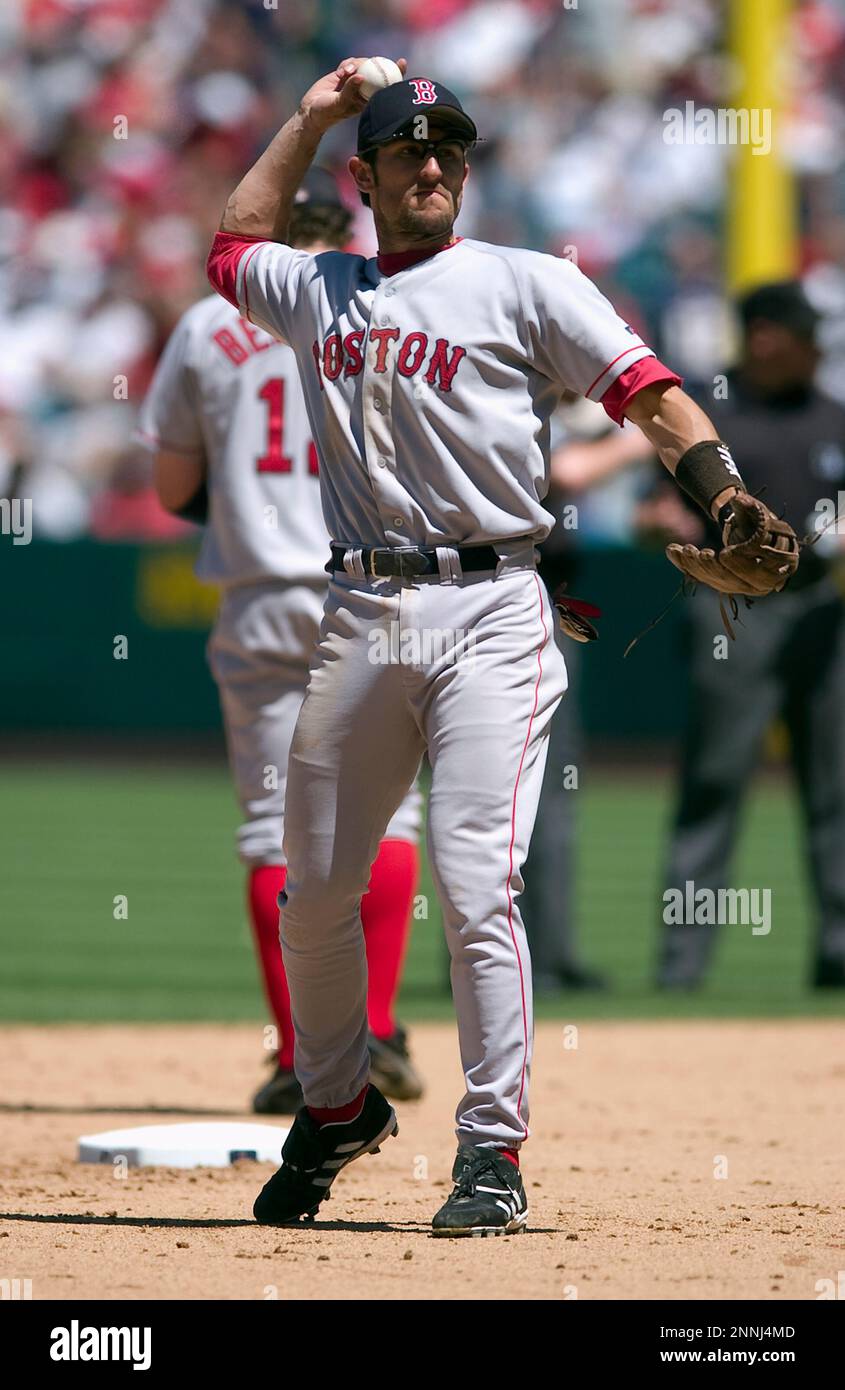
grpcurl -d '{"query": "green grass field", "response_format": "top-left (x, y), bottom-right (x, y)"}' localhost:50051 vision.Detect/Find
top-left (0, 760), bottom-right (839, 1022)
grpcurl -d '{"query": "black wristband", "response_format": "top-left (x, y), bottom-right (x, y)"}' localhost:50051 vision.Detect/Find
top-left (674, 441), bottom-right (743, 517)
top-left (172, 479), bottom-right (208, 525)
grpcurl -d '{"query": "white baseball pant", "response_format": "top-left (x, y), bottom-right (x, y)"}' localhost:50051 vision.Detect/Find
top-left (280, 550), bottom-right (567, 1148)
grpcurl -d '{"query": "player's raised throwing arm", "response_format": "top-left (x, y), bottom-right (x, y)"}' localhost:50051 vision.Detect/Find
top-left (218, 58), bottom-right (403, 241)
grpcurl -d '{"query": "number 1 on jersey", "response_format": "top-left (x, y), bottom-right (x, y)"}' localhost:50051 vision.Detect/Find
top-left (256, 378), bottom-right (319, 476)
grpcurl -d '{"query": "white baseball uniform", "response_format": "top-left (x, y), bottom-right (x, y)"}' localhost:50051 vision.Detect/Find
top-left (137, 293), bottom-right (422, 864)
top-left (207, 230), bottom-right (677, 1147)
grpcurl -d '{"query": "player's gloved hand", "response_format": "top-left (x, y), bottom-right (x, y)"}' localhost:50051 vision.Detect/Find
top-left (299, 57), bottom-right (407, 133)
top-left (665, 490), bottom-right (799, 597)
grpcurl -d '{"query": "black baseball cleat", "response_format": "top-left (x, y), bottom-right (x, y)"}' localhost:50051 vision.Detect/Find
top-left (252, 1062), bottom-right (303, 1116)
top-left (368, 1024), bottom-right (425, 1101)
top-left (253, 1084), bottom-right (398, 1226)
top-left (431, 1145), bottom-right (528, 1238)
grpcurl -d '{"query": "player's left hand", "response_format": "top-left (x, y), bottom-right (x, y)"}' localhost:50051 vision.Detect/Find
top-left (665, 490), bottom-right (799, 596)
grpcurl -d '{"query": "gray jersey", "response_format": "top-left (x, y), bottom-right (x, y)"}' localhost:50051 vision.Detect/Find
top-left (138, 294), bottom-right (328, 589)
top-left (209, 235), bottom-right (660, 549)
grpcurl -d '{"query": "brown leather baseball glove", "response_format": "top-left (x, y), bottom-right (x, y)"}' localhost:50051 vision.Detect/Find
top-left (665, 491), bottom-right (799, 596)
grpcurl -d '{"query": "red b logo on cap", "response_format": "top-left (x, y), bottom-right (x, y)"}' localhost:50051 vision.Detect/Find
top-left (410, 79), bottom-right (438, 105)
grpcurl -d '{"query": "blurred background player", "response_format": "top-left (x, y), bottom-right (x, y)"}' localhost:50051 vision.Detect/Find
top-left (656, 281), bottom-right (845, 990)
top-left (554, 281), bottom-right (845, 991)
top-left (138, 168), bottom-right (425, 1111)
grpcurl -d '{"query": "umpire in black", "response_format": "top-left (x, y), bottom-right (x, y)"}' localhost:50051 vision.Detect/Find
top-left (658, 280), bottom-right (845, 989)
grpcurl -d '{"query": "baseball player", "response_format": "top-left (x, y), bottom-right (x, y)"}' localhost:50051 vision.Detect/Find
top-left (206, 60), bottom-right (798, 1236)
top-left (138, 168), bottom-right (425, 1115)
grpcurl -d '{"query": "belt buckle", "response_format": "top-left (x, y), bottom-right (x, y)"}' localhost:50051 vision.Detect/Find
top-left (397, 547), bottom-right (430, 578)
top-left (368, 546), bottom-right (428, 578)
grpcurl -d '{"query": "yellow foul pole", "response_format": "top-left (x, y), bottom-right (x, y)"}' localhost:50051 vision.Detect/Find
top-left (727, 0), bottom-right (797, 292)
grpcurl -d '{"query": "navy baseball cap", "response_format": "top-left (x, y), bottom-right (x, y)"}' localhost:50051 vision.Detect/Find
top-left (294, 166), bottom-right (345, 209)
top-left (357, 78), bottom-right (478, 152)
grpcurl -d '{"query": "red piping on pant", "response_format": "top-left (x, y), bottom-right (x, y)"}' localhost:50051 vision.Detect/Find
top-left (504, 571), bottom-right (547, 1140)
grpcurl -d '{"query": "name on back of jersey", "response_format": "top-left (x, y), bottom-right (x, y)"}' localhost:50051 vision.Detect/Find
top-left (212, 316), bottom-right (276, 366)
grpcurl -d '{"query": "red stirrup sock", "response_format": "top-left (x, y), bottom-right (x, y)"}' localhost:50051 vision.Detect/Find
top-left (247, 864), bottom-right (295, 1070)
top-left (362, 838), bottom-right (419, 1039)
top-left (307, 1085), bottom-right (369, 1127)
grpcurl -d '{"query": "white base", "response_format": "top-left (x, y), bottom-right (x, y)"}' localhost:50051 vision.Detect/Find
top-left (78, 1121), bottom-right (289, 1169)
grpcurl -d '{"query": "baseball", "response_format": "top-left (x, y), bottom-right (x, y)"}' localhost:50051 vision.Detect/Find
top-left (355, 56), bottom-right (403, 99)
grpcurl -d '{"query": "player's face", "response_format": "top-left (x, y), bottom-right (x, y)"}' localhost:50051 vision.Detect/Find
top-left (743, 322), bottom-right (819, 390)
top-left (353, 125), bottom-right (470, 246)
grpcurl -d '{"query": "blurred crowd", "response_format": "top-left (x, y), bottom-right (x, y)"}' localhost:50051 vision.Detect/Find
top-left (1, 0), bottom-right (844, 541)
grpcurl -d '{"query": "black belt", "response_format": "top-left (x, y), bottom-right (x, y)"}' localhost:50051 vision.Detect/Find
top-left (328, 542), bottom-right (511, 580)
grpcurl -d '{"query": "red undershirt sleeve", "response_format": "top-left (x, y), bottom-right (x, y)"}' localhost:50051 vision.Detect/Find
top-left (600, 357), bottom-right (683, 426)
top-left (206, 231), bottom-right (268, 311)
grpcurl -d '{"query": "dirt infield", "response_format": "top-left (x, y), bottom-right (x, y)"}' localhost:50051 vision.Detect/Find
top-left (1, 1020), bottom-right (842, 1301)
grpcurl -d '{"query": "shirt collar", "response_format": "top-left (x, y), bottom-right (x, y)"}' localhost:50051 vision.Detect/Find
top-left (376, 236), bottom-right (462, 277)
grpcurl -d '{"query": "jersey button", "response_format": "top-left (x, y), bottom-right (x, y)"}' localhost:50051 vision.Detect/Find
top-left (393, 517), bottom-right (404, 528)
top-left (377, 456), bottom-right (388, 468)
